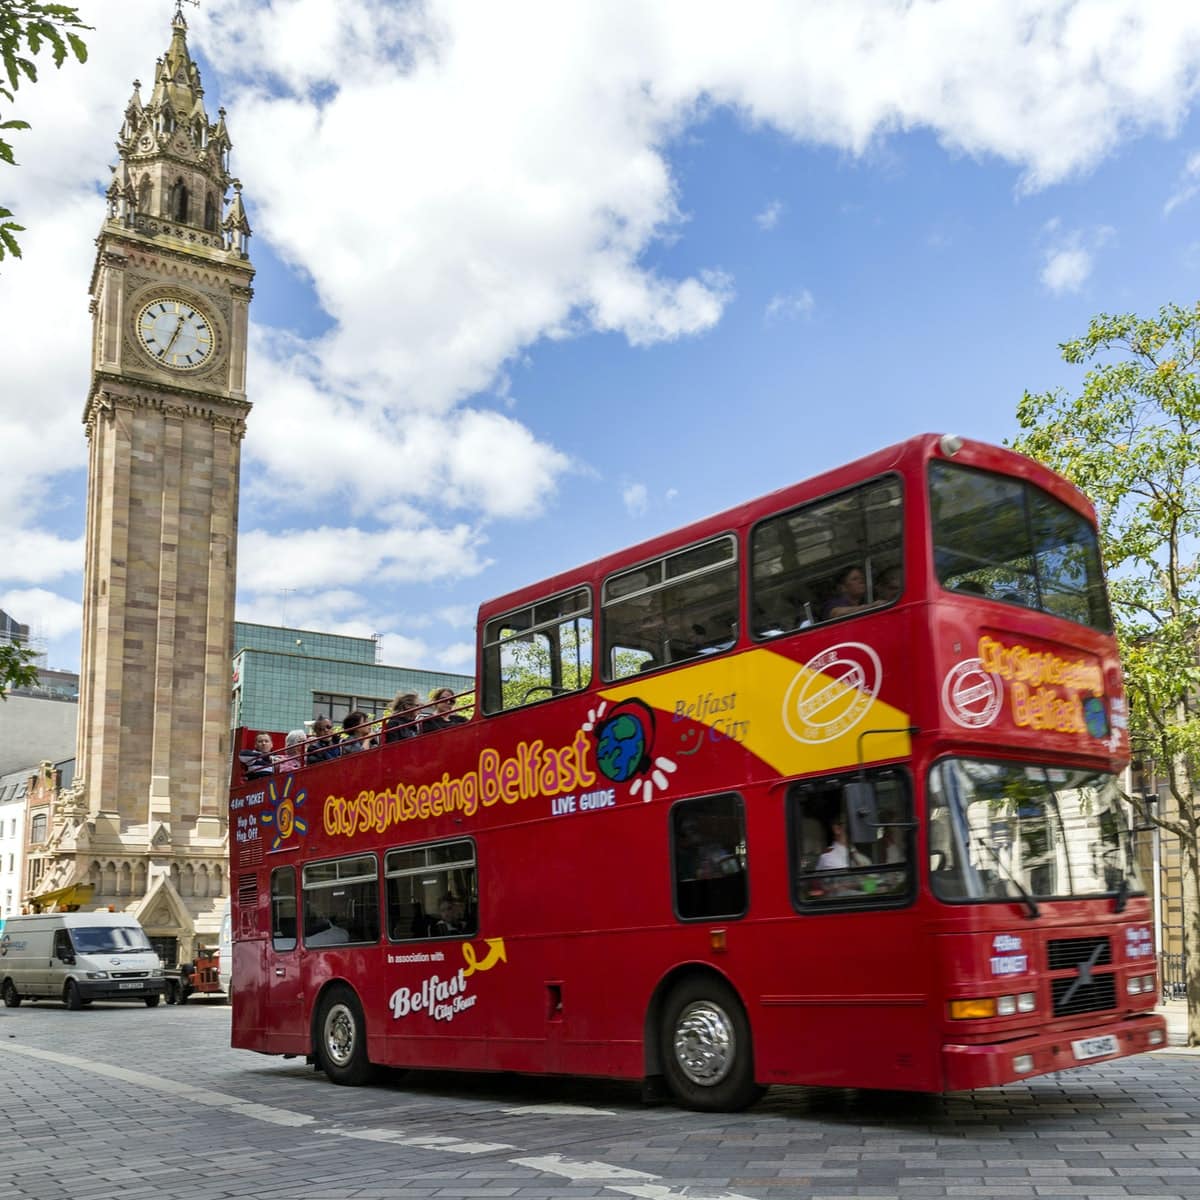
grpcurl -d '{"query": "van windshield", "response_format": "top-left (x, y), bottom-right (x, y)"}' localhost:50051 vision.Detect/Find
top-left (70, 926), bottom-right (153, 953)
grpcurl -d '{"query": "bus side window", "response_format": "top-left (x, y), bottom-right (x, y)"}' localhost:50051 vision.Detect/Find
top-left (790, 772), bottom-right (912, 908)
top-left (670, 793), bottom-right (747, 921)
top-left (271, 866), bottom-right (297, 951)
top-left (385, 839), bottom-right (478, 941)
top-left (750, 476), bottom-right (904, 638)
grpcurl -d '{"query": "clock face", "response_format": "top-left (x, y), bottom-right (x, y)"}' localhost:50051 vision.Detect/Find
top-left (136, 298), bottom-right (215, 370)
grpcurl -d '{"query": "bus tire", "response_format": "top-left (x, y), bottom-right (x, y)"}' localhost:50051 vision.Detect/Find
top-left (316, 985), bottom-right (376, 1086)
top-left (64, 980), bottom-right (83, 1011)
top-left (2, 978), bottom-right (20, 1007)
top-left (660, 976), bottom-right (764, 1112)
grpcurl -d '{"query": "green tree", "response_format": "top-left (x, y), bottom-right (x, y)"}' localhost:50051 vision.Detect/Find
top-left (1, 1), bottom-right (90, 260)
top-left (1012, 301), bottom-right (1200, 1042)
top-left (0, 638), bottom-right (38, 698)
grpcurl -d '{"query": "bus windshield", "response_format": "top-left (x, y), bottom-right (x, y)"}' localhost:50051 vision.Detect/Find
top-left (928, 759), bottom-right (1142, 903)
top-left (929, 460), bottom-right (1112, 631)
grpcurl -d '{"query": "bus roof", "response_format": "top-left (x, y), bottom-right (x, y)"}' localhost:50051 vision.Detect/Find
top-left (478, 433), bottom-right (1095, 623)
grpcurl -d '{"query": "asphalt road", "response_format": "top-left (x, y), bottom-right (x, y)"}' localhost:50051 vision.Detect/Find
top-left (2, 1000), bottom-right (1198, 1200)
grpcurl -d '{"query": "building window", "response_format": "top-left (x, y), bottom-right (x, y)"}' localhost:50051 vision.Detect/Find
top-left (29, 812), bottom-right (47, 843)
top-left (312, 693), bottom-right (391, 725)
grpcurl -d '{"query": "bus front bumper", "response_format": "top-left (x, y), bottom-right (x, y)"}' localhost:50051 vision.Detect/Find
top-left (942, 1011), bottom-right (1168, 1090)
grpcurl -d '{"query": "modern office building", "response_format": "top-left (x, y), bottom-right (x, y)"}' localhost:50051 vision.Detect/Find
top-left (231, 622), bottom-right (474, 734)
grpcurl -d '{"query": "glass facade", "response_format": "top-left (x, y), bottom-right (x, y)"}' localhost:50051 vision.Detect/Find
top-left (231, 622), bottom-right (473, 735)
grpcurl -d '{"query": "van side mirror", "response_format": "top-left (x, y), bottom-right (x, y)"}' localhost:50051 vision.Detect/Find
top-left (845, 780), bottom-right (878, 842)
top-left (57, 949), bottom-right (75, 964)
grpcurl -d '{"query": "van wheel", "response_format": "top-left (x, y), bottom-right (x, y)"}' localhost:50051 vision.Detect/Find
top-left (144, 995), bottom-right (160, 1008)
top-left (1, 979), bottom-right (19, 1008)
top-left (315, 985), bottom-right (375, 1086)
top-left (64, 980), bottom-right (83, 1011)
top-left (660, 976), bottom-right (765, 1112)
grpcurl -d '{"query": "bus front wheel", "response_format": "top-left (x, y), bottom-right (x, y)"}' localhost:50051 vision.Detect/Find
top-left (315, 985), bottom-right (376, 1086)
top-left (660, 977), bottom-right (764, 1112)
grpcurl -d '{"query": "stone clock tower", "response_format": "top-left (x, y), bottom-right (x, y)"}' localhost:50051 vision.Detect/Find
top-left (33, 7), bottom-right (252, 958)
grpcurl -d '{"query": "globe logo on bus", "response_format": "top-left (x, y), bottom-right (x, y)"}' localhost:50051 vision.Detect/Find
top-left (595, 707), bottom-right (650, 782)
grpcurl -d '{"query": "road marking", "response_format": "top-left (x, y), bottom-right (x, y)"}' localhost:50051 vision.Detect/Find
top-left (511, 1155), bottom-right (657, 1181)
top-left (0, 1041), bottom-right (758, 1199)
top-left (501, 1103), bottom-right (618, 1116)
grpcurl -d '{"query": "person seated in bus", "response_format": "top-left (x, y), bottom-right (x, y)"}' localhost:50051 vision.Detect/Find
top-left (383, 691), bottom-right (421, 743)
top-left (821, 565), bottom-right (868, 620)
top-left (874, 565), bottom-right (903, 606)
top-left (306, 916), bottom-right (351, 946)
top-left (275, 729), bottom-right (307, 773)
top-left (242, 732), bottom-right (278, 779)
top-left (816, 819), bottom-right (869, 872)
top-left (676, 818), bottom-right (739, 881)
top-left (423, 688), bottom-right (468, 732)
top-left (307, 716), bottom-right (342, 762)
top-left (339, 710), bottom-right (374, 752)
top-left (433, 894), bottom-right (466, 936)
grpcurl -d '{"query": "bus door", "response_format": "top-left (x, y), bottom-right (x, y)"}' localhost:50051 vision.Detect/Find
top-left (266, 865), bottom-right (307, 1054)
top-left (773, 768), bottom-right (937, 1089)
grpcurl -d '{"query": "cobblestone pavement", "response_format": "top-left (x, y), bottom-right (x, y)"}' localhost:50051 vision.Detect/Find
top-left (2, 1002), bottom-right (1198, 1200)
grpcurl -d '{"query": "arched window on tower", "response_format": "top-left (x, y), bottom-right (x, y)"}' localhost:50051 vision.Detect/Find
top-left (169, 863), bottom-right (181, 891)
top-left (181, 863), bottom-right (195, 897)
top-left (102, 861), bottom-right (117, 894)
top-left (204, 192), bottom-right (216, 232)
top-left (196, 864), bottom-right (210, 899)
top-left (133, 861), bottom-right (147, 897)
top-left (118, 862), bottom-right (132, 897)
top-left (171, 178), bottom-right (188, 223)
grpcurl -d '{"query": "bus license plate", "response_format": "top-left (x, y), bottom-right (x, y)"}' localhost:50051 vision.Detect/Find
top-left (1071, 1034), bottom-right (1118, 1061)
top-left (118, 981), bottom-right (143, 990)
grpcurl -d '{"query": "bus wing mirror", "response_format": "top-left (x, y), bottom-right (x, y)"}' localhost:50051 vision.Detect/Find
top-left (846, 781), bottom-right (878, 842)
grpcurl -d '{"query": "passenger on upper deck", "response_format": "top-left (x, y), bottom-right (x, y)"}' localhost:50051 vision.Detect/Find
top-left (275, 730), bottom-right (307, 773)
top-left (423, 688), bottom-right (468, 733)
top-left (383, 691), bottom-right (421, 743)
top-left (340, 710), bottom-right (374, 752)
top-left (242, 732), bottom-right (278, 780)
top-left (307, 716), bottom-right (341, 762)
top-left (822, 565), bottom-right (868, 620)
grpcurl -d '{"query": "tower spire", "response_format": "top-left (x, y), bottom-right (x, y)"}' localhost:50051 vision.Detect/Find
top-left (109, 2), bottom-right (249, 253)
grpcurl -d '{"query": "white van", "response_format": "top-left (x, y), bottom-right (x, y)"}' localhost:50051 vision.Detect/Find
top-left (217, 898), bottom-right (232, 998)
top-left (0, 911), bottom-right (166, 1009)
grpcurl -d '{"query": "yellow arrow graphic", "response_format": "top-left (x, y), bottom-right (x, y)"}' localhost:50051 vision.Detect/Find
top-left (462, 937), bottom-right (507, 977)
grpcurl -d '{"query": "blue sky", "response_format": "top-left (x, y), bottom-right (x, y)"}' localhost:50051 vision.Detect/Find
top-left (3, 1), bottom-right (1200, 678)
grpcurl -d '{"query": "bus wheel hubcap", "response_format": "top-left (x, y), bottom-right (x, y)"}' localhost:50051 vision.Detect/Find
top-left (325, 1004), bottom-right (356, 1066)
top-left (673, 1000), bottom-right (734, 1086)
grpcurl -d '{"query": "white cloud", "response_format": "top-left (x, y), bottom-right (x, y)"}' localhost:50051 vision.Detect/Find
top-left (0, 589), bottom-right (83, 640)
top-left (755, 199), bottom-right (784, 230)
top-left (436, 641), bottom-right (477, 670)
top-left (765, 290), bottom-right (816, 323)
top-left (0, 531), bottom-right (86, 585)
top-left (623, 483), bottom-right (649, 517)
top-left (1037, 221), bottom-right (1115, 294)
top-left (1164, 149), bottom-right (1200, 214)
top-left (1041, 247), bottom-right (1092, 293)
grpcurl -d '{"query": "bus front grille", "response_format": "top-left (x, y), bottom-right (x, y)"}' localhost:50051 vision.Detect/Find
top-left (1051, 972), bottom-right (1116, 1017)
top-left (1047, 936), bottom-right (1111, 971)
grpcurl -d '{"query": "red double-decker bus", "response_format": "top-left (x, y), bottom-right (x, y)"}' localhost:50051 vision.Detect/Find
top-left (228, 433), bottom-right (1166, 1110)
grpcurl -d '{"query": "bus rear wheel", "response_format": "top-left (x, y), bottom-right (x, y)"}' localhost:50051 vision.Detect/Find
top-left (315, 985), bottom-right (376, 1086)
top-left (660, 977), bottom-right (764, 1112)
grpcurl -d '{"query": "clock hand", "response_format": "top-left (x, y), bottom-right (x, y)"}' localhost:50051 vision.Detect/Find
top-left (160, 315), bottom-right (186, 357)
